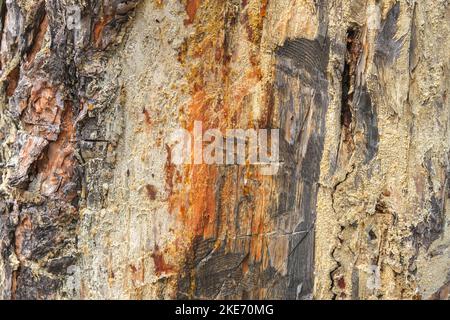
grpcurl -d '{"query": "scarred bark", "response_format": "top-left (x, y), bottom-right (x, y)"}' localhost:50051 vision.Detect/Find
top-left (0, 0), bottom-right (449, 300)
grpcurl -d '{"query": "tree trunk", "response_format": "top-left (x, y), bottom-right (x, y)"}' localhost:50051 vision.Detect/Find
top-left (0, 0), bottom-right (448, 300)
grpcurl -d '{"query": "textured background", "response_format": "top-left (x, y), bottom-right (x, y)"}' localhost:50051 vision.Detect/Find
top-left (0, 0), bottom-right (449, 299)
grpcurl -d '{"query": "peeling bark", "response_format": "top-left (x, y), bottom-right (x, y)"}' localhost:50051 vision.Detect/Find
top-left (0, 0), bottom-right (449, 300)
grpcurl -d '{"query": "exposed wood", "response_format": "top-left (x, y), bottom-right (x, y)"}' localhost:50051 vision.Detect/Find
top-left (0, 0), bottom-right (449, 300)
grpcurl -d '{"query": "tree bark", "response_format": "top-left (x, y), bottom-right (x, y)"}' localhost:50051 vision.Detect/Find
top-left (0, 0), bottom-right (449, 300)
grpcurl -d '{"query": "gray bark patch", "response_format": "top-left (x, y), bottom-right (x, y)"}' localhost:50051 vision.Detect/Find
top-left (375, 2), bottom-right (405, 65)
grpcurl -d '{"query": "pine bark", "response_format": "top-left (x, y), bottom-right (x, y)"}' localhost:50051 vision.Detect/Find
top-left (0, 0), bottom-right (449, 300)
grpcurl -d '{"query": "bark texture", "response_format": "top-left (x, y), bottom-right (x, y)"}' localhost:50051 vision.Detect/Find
top-left (0, 0), bottom-right (449, 300)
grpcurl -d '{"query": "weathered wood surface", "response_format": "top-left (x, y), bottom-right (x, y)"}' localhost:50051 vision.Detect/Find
top-left (0, 0), bottom-right (448, 300)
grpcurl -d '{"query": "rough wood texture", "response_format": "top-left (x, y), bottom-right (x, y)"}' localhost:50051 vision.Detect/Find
top-left (0, 0), bottom-right (449, 300)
